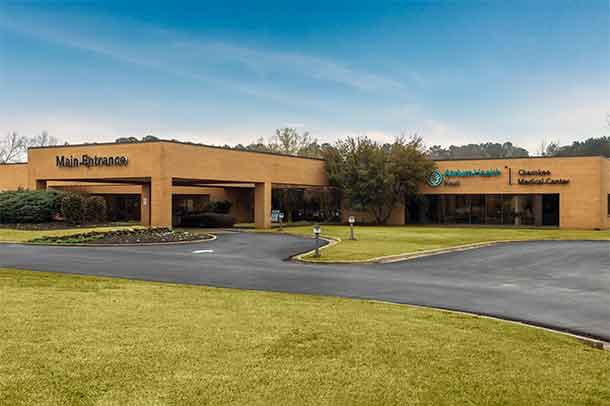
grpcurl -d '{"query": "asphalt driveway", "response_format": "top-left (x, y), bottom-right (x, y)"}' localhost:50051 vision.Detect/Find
top-left (0, 232), bottom-right (608, 341)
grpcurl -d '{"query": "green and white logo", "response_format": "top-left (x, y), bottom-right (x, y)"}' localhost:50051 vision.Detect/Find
top-left (426, 169), bottom-right (444, 187)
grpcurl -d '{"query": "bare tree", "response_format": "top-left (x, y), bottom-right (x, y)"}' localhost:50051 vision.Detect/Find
top-left (0, 132), bottom-right (27, 163)
top-left (269, 128), bottom-right (315, 155)
top-left (537, 137), bottom-right (560, 157)
top-left (0, 131), bottom-right (59, 163)
top-left (26, 131), bottom-right (58, 148)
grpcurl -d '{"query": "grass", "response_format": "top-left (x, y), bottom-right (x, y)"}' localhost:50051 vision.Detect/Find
top-left (273, 225), bottom-right (610, 261)
top-left (0, 268), bottom-right (608, 406)
top-left (0, 226), bottom-right (142, 243)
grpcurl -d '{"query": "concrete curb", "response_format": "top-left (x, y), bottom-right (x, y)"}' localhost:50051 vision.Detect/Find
top-left (0, 234), bottom-right (217, 247)
top-left (291, 236), bottom-right (341, 262)
top-left (366, 299), bottom-right (610, 351)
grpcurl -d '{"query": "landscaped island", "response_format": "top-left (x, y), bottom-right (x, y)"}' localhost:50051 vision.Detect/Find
top-left (28, 228), bottom-right (209, 245)
top-left (271, 225), bottom-right (610, 262)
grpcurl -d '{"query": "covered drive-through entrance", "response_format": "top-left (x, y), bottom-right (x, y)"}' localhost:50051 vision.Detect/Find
top-left (25, 141), bottom-right (329, 229)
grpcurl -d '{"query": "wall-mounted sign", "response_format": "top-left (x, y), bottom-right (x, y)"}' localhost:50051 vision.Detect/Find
top-left (426, 169), bottom-right (461, 187)
top-left (443, 168), bottom-right (501, 177)
top-left (56, 155), bottom-right (129, 168)
top-left (510, 168), bottom-right (569, 185)
top-left (426, 169), bottom-right (444, 187)
top-left (518, 169), bottom-right (550, 176)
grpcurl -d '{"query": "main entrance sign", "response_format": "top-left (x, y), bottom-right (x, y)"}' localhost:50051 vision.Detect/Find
top-left (56, 155), bottom-right (129, 168)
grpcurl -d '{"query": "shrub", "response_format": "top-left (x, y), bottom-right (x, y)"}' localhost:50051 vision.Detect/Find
top-left (61, 194), bottom-right (86, 225)
top-left (0, 190), bottom-right (64, 224)
top-left (180, 212), bottom-right (236, 227)
top-left (207, 200), bottom-right (233, 214)
top-left (84, 196), bottom-right (107, 224)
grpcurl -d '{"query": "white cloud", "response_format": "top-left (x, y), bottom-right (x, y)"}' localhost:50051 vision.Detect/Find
top-left (0, 10), bottom-right (412, 101)
top-left (0, 112), bottom-right (278, 147)
top-left (506, 87), bottom-right (609, 150)
top-left (0, 113), bottom-right (128, 144)
top-left (173, 40), bottom-right (407, 93)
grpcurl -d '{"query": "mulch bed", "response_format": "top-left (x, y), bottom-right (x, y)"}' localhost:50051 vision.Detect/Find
top-left (0, 222), bottom-right (137, 231)
top-left (30, 228), bottom-right (211, 245)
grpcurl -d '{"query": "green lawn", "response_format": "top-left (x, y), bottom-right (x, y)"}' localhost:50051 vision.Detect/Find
top-left (276, 225), bottom-right (610, 261)
top-left (0, 268), bottom-right (608, 406)
top-left (0, 226), bottom-right (143, 243)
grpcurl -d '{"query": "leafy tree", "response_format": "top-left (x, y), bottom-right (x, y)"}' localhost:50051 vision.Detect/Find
top-left (241, 137), bottom-right (272, 153)
top-left (141, 135), bottom-right (160, 142)
top-left (547, 136), bottom-right (610, 157)
top-left (427, 142), bottom-right (529, 159)
top-left (117, 137), bottom-right (139, 143)
top-left (324, 136), bottom-right (435, 224)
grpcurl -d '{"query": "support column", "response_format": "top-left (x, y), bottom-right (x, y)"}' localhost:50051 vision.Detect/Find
top-left (150, 177), bottom-right (173, 228)
top-left (141, 183), bottom-right (151, 227)
top-left (254, 181), bottom-right (272, 229)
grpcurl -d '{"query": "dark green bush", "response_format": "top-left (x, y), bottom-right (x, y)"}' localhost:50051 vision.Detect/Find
top-left (180, 212), bottom-right (235, 227)
top-left (207, 200), bottom-right (233, 214)
top-left (61, 194), bottom-right (86, 225)
top-left (0, 190), bottom-right (64, 224)
top-left (84, 196), bottom-right (107, 224)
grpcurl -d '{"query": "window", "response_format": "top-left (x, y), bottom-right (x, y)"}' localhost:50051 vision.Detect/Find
top-left (409, 194), bottom-right (559, 227)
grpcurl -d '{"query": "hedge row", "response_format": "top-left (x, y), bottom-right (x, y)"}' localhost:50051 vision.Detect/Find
top-left (0, 190), bottom-right (65, 224)
top-left (0, 190), bottom-right (108, 225)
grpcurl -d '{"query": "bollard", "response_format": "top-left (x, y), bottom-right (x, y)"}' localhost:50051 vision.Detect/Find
top-left (313, 224), bottom-right (321, 257)
top-left (348, 215), bottom-right (356, 240)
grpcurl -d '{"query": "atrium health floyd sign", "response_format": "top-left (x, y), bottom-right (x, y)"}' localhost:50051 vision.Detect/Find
top-left (56, 155), bottom-right (129, 168)
top-left (443, 168), bottom-right (501, 177)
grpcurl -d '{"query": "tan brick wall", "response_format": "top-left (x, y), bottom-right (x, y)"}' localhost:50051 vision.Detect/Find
top-left (22, 141), bottom-right (327, 228)
top-left (2, 144), bottom-right (608, 229)
top-left (0, 164), bottom-right (28, 191)
top-left (419, 156), bottom-right (608, 229)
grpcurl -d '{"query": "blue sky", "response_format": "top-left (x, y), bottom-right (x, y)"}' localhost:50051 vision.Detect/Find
top-left (0, 0), bottom-right (608, 152)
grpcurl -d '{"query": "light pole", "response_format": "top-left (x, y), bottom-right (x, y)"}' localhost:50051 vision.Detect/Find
top-left (348, 215), bottom-right (356, 240)
top-left (313, 224), bottom-right (321, 257)
top-left (279, 212), bottom-right (284, 231)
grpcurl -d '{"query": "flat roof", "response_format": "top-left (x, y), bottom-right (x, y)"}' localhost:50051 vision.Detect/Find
top-left (22, 139), bottom-right (609, 163)
top-left (27, 139), bottom-right (325, 161)
top-left (433, 154), bottom-right (606, 162)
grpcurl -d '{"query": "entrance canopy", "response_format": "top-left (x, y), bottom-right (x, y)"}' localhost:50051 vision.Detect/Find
top-left (26, 140), bottom-right (329, 228)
